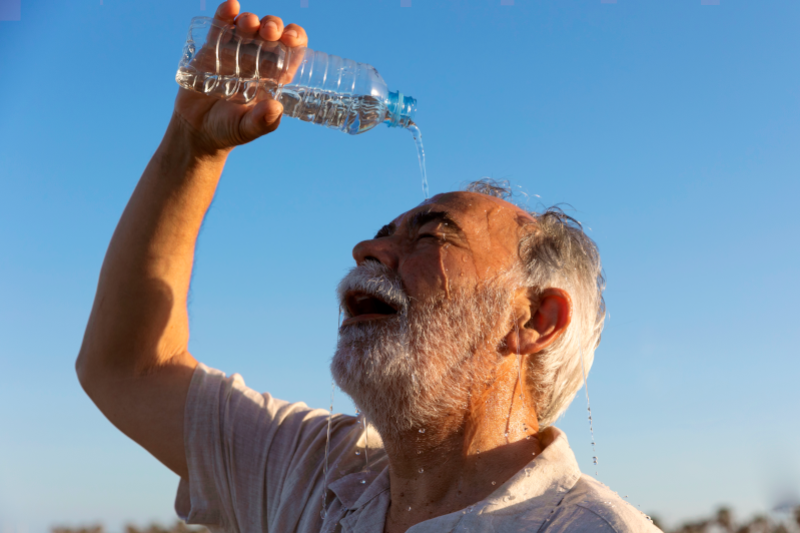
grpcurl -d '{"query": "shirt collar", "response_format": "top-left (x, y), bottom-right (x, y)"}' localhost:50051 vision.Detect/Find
top-left (328, 427), bottom-right (582, 520)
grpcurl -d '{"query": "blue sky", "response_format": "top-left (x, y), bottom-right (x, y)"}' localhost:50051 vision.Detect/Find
top-left (1, 0), bottom-right (799, 531)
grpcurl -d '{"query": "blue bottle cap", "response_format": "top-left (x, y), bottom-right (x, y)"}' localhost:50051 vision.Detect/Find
top-left (386, 91), bottom-right (417, 128)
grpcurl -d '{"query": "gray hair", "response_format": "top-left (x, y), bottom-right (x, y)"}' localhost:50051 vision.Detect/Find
top-left (465, 179), bottom-right (606, 427)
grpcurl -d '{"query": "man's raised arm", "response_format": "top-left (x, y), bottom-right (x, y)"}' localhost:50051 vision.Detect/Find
top-left (76, 0), bottom-right (308, 479)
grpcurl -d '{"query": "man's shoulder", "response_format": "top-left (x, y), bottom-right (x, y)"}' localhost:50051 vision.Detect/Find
top-left (545, 475), bottom-right (662, 533)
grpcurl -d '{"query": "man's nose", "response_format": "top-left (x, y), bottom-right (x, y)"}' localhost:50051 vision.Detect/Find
top-left (352, 238), bottom-right (399, 270)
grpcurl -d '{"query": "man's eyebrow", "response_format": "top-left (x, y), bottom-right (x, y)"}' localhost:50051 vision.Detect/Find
top-left (409, 210), bottom-right (463, 235)
top-left (374, 223), bottom-right (396, 239)
top-left (373, 211), bottom-right (463, 239)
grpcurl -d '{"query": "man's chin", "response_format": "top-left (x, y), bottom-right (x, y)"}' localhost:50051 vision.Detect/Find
top-left (330, 347), bottom-right (421, 436)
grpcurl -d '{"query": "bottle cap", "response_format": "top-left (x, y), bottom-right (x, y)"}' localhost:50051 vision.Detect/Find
top-left (386, 91), bottom-right (417, 128)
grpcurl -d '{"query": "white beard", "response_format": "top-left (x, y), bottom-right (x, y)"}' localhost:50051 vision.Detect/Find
top-left (331, 261), bottom-right (511, 441)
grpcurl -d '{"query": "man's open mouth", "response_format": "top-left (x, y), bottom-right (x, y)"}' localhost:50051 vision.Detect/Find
top-left (342, 290), bottom-right (399, 325)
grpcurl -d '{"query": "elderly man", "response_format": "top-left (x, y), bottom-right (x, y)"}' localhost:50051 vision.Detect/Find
top-left (77, 2), bottom-right (659, 531)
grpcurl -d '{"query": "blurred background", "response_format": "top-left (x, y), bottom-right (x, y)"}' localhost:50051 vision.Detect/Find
top-left (1, 0), bottom-right (798, 531)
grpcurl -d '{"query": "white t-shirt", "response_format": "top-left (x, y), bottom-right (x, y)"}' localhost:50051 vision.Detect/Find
top-left (175, 363), bottom-right (661, 532)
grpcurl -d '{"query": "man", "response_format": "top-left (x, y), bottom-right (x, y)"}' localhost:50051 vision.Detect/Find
top-left (77, 1), bottom-right (659, 531)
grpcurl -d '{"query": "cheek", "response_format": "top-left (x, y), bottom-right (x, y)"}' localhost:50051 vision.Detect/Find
top-left (399, 254), bottom-right (445, 297)
top-left (400, 248), bottom-right (473, 296)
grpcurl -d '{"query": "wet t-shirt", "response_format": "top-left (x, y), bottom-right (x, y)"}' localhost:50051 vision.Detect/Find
top-left (175, 363), bottom-right (661, 533)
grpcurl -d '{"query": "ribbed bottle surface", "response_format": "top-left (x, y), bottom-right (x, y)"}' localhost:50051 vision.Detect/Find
top-left (276, 49), bottom-right (391, 135)
top-left (176, 17), bottom-right (415, 135)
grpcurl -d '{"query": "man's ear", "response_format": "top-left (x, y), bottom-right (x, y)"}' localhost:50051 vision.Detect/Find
top-left (504, 288), bottom-right (572, 356)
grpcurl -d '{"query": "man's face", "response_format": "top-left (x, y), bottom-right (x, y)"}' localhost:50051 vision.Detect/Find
top-left (331, 192), bottom-right (535, 436)
top-left (348, 192), bottom-right (534, 309)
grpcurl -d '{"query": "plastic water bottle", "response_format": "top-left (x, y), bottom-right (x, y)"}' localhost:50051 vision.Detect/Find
top-left (176, 17), bottom-right (417, 135)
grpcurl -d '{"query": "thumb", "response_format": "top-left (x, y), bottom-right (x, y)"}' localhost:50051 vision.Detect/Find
top-left (238, 99), bottom-right (283, 143)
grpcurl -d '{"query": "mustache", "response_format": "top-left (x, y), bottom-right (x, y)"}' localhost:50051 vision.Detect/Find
top-left (336, 261), bottom-right (409, 317)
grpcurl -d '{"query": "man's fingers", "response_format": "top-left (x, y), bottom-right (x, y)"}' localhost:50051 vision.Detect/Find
top-left (281, 23), bottom-right (308, 48)
top-left (259, 16), bottom-right (285, 41)
top-left (214, 0), bottom-right (239, 23)
top-left (234, 12), bottom-right (260, 38)
top-left (206, 6), bottom-right (308, 85)
top-left (278, 24), bottom-right (309, 84)
top-left (239, 99), bottom-right (283, 142)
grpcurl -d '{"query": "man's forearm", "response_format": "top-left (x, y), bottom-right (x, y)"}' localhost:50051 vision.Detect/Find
top-left (77, 114), bottom-right (230, 381)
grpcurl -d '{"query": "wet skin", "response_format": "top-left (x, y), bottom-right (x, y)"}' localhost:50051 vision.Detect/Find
top-left (344, 192), bottom-right (573, 533)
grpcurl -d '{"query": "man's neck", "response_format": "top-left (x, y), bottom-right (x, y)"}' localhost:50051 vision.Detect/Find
top-left (380, 367), bottom-right (545, 533)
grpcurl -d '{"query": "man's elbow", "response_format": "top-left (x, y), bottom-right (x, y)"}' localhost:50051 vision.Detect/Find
top-left (74, 339), bottom-right (128, 398)
top-left (75, 345), bottom-right (102, 398)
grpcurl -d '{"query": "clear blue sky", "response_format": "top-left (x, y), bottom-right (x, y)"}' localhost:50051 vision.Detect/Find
top-left (1, 0), bottom-right (798, 531)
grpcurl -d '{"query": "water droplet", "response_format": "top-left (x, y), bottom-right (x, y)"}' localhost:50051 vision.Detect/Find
top-left (417, 450), bottom-right (422, 454)
top-left (526, 435), bottom-right (531, 440)
top-left (476, 449), bottom-right (480, 454)
top-left (407, 506), bottom-right (412, 512)
top-left (503, 432), bottom-right (509, 438)
top-left (418, 428), bottom-right (426, 434)
top-left (466, 505), bottom-right (475, 513)
top-left (360, 480), bottom-right (366, 484)
top-left (580, 346), bottom-right (598, 475)
top-left (355, 451), bottom-right (361, 456)
top-left (418, 468), bottom-right (424, 473)
top-left (321, 380), bottom-right (336, 524)
top-left (491, 481), bottom-right (496, 485)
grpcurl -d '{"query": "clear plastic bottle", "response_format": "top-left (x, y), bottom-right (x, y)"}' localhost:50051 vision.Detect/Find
top-left (176, 17), bottom-right (416, 135)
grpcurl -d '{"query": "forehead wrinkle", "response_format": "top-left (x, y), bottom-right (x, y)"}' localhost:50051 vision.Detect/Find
top-left (456, 204), bottom-right (498, 285)
top-left (480, 203), bottom-right (525, 275)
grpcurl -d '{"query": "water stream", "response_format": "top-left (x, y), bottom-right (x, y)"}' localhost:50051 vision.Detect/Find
top-left (580, 346), bottom-right (598, 476)
top-left (321, 310), bottom-right (344, 520)
top-left (320, 379), bottom-right (335, 519)
top-left (407, 124), bottom-right (429, 199)
top-left (362, 412), bottom-right (370, 471)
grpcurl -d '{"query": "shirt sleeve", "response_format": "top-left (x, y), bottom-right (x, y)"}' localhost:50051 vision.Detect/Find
top-left (174, 363), bottom-right (337, 532)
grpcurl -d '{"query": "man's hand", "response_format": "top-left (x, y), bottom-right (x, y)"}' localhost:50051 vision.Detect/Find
top-left (174, 0), bottom-right (309, 155)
